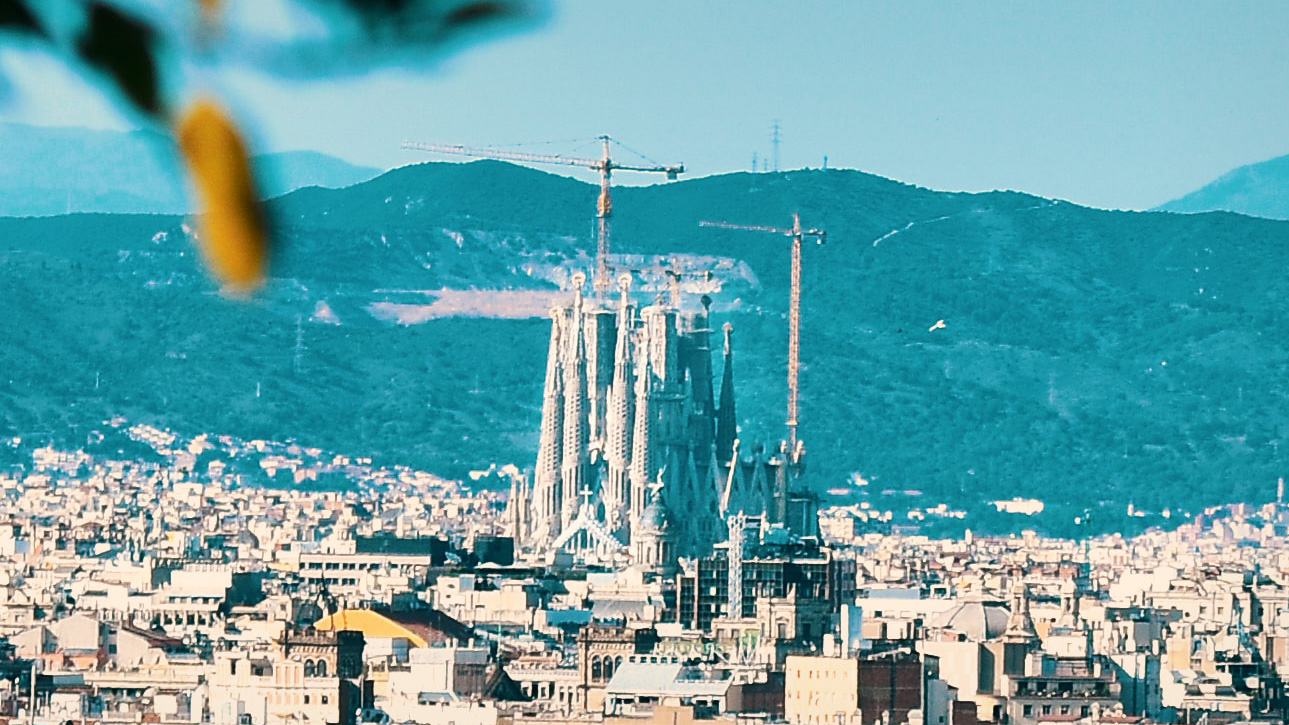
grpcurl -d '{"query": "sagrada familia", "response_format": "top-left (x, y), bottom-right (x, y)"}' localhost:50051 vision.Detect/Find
top-left (506, 272), bottom-right (815, 572)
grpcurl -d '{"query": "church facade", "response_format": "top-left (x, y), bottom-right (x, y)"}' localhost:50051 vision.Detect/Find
top-left (506, 273), bottom-right (805, 570)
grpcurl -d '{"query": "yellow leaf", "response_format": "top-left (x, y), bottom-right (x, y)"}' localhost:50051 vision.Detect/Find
top-left (196, 0), bottom-right (220, 21)
top-left (176, 100), bottom-right (267, 294)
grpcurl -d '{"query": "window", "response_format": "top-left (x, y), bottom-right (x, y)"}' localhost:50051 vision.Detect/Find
top-left (322, 697), bottom-right (329, 705)
top-left (316, 660), bottom-right (327, 677)
top-left (304, 660), bottom-right (316, 677)
top-left (304, 696), bottom-right (311, 705)
top-left (1023, 705), bottom-right (1033, 717)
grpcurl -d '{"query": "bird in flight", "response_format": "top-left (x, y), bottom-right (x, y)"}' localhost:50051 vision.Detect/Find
top-left (929, 319), bottom-right (946, 332)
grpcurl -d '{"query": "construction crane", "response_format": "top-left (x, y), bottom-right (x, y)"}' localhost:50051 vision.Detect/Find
top-left (589, 256), bottom-right (714, 309)
top-left (700, 213), bottom-right (825, 449)
top-left (402, 135), bottom-right (684, 296)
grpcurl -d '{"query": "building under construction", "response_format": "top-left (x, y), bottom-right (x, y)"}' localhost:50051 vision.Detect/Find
top-left (506, 272), bottom-right (815, 570)
top-left (414, 136), bottom-right (820, 571)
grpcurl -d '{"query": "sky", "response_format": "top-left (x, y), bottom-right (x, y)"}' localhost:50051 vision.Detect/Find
top-left (1, 1), bottom-right (1287, 210)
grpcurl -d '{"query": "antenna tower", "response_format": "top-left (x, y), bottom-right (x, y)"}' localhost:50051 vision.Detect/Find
top-left (771, 120), bottom-right (781, 172)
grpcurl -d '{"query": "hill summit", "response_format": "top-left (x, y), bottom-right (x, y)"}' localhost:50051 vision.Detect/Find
top-left (2, 159), bottom-right (1289, 536)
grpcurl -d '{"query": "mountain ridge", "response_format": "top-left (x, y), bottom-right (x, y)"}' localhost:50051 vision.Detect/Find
top-left (1155, 153), bottom-right (1289, 220)
top-left (3, 159), bottom-right (1289, 537)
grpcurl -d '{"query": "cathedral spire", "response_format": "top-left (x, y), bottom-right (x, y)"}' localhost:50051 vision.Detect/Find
top-left (604, 275), bottom-right (634, 532)
top-left (532, 308), bottom-right (565, 544)
top-left (715, 322), bottom-right (737, 462)
top-left (561, 274), bottom-right (591, 528)
top-left (628, 318), bottom-right (654, 530)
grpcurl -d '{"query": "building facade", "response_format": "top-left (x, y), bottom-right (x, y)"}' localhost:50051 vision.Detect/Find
top-left (509, 274), bottom-right (806, 571)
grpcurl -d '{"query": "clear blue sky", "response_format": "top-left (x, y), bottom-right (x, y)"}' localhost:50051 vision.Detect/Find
top-left (1, 1), bottom-right (1287, 210)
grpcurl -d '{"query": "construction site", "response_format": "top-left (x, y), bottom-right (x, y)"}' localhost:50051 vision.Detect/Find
top-left (404, 136), bottom-right (824, 571)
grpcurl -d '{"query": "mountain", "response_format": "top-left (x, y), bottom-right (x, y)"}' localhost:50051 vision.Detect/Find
top-left (253, 151), bottom-right (383, 199)
top-left (3, 159), bottom-right (1289, 537)
top-left (1155, 153), bottom-right (1289, 220)
top-left (0, 122), bottom-right (381, 216)
top-left (0, 123), bottom-right (187, 215)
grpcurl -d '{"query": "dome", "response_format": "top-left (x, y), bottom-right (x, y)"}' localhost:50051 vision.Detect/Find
top-left (639, 482), bottom-right (670, 534)
top-left (933, 600), bottom-right (1011, 641)
top-left (295, 600), bottom-right (325, 626)
top-left (640, 497), bottom-right (668, 533)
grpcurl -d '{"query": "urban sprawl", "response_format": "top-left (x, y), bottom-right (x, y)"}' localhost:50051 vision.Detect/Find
top-left (1, 271), bottom-right (1285, 725)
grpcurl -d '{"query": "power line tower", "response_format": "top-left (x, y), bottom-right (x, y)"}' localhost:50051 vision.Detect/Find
top-left (771, 120), bottom-right (781, 172)
top-left (402, 136), bottom-right (683, 297)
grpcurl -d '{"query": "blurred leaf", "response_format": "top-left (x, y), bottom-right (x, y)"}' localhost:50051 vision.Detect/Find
top-left (176, 101), bottom-right (268, 294)
top-left (443, 2), bottom-right (518, 28)
top-left (76, 2), bottom-right (161, 118)
top-left (197, 0), bottom-right (222, 28)
top-left (307, 0), bottom-right (530, 42)
top-left (0, 0), bottom-right (44, 36)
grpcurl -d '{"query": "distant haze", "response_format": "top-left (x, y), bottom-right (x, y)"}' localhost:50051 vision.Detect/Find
top-left (0, 3), bottom-right (1286, 211)
top-left (1155, 154), bottom-right (1289, 221)
top-left (0, 122), bottom-right (381, 216)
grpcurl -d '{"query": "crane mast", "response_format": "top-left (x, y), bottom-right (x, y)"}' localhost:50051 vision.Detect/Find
top-left (700, 213), bottom-right (825, 449)
top-left (787, 214), bottom-right (803, 448)
top-left (402, 135), bottom-right (683, 297)
top-left (596, 136), bottom-right (612, 297)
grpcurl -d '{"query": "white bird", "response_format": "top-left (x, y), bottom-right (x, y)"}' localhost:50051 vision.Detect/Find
top-left (928, 319), bottom-right (946, 332)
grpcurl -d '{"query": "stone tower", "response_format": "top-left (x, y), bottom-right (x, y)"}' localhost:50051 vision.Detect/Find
top-left (517, 274), bottom-right (804, 569)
